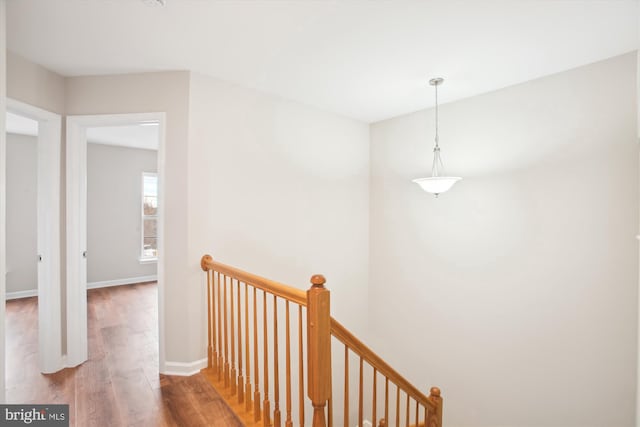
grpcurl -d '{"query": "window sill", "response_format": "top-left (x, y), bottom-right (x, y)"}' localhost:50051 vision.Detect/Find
top-left (139, 257), bottom-right (158, 265)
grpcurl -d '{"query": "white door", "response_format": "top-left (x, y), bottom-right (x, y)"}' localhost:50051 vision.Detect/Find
top-left (7, 99), bottom-right (63, 374)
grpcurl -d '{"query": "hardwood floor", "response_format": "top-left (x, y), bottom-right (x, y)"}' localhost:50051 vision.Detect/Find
top-left (5, 282), bottom-right (243, 427)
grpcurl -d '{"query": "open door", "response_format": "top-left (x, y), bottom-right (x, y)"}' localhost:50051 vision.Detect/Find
top-left (6, 98), bottom-right (63, 374)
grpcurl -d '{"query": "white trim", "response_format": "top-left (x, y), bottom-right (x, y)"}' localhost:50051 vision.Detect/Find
top-left (163, 358), bottom-right (208, 376)
top-left (6, 289), bottom-right (38, 300)
top-left (87, 275), bottom-right (158, 290)
top-left (65, 116), bottom-right (88, 367)
top-left (157, 116), bottom-right (167, 374)
top-left (66, 112), bottom-right (166, 373)
top-left (141, 171), bottom-right (158, 261)
top-left (7, 98), bottom-right (63, 374)
top-left (7, 276), bottom-right (158, 299)
top-left (0, 1), bottom-right (6, 402)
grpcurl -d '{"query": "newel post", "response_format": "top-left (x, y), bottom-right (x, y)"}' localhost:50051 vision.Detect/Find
top-left (426, 387), bottom-right (443, 427)
top-left (307, 274), bottom-right (331, 427)
top-left (201, 254), bottom-right (214, 369)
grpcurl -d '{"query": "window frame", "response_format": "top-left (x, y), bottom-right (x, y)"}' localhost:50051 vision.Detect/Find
top-left (140, 171), bottom-right (158, 263)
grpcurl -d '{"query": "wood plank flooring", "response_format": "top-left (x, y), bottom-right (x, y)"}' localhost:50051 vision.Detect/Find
top-left (5, 282), bottom-right (243, 427)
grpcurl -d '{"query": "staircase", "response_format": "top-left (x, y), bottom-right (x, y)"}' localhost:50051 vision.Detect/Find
top-left (200, 255), bottom-right (443, 427)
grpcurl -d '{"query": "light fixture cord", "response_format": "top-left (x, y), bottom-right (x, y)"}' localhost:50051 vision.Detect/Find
top-left (434, 82), bottom-right (439, 149)
top-left (431, 81), bottom-right (444, 177)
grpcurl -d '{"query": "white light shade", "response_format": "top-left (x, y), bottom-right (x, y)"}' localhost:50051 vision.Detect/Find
top-left (412, 176), bottom-right (461, 195)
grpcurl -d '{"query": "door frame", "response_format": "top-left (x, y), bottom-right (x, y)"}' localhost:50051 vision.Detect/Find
top-left (65, 112), bottom-right (166, 370)
top-left (6, 98), bottom-right (63, 374)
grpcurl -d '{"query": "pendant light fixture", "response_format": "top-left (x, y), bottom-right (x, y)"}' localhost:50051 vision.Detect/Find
top-left (412, 78), bottom-right (461, 197)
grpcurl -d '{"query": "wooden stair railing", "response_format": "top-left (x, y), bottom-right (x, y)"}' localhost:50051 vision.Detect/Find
top-left (200, 254), bottom-right (443, 427)
top-left (330, 319), bottom-right (442, 427)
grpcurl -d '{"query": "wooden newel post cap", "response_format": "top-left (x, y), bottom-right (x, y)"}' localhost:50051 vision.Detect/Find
top-left (201, 254), bottom-right (213, 271)
top-left (310, 274), bottom-right (326, 287)
top-left (429, 387), bottom-right (441, 397)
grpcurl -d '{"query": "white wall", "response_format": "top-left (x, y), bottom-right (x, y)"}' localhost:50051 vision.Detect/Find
top-left (187, 72), bottom-right (370, 423)
top-left (5, 133), bottom-right (37, 294)
top-left (188, 72), bottom-right (370, 338)
top-left (637, 16), bottom-right (640, 427)
top-left (62, 68), bottom-right (371, 375)
top-left (369, 52), bottom-right (638, 427)
top-left (7, 51), bottom-right (65, 115)
top-left (87, 143), bottom-right (157, 283)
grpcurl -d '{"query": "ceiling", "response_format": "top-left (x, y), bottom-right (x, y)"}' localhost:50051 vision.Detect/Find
top-left (7, 0), bottom-right (639, 123)
top-left (6, 112), bottom-right (159, 150)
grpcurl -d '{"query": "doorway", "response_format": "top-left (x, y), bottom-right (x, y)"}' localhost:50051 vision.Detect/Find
top-left (4, 99), bottom-right (62, 374)
top-left (65, 113), bottom-right (166, 371)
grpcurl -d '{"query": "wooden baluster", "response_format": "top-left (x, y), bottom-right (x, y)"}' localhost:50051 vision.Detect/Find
top-left (307, 274), bottom-right (331, 427)
top-left (263, 291), bottom-right (271, 427)
top-left (273, 295), bottom-right (282, 427)
top-left (206, 270), bottom-right (213, 368)
top-left (395, 386), bottom-right (400, 427)
top-left (426, 388), bottom-right (442, 427)
top-left (217, 272), bottom-right (223, 381)
top-left (245, 282), bottom-right (252, 412)
top-left (285, 301), bottom-right (293, 427)
top-left (212, 271), bottom-right (217, 372)
top-left (384, 378), bottom-right (389, 427)
top-left (237, 280), bottom-right (244, 403)
top-left (230, 278), bottom-right (237, 394)
top-left (298, 305), bottom-right (305, 427)
top-left (414, 400), bottom-right (418, 427)
top-left (253, 287), bottom-right (261, 422)
top-left (372, 368), bottom-right (377, 427)
top-left (405, 394), bottom-right (409, 427)
top-left (224, 275), bottom-right (230, 387)
top-left (423, 405), bottom-right (427, 427)
top-left (404, 393), bottom-right (409, 427)
top-left (200, 255), bottom-right (214, 370)
top-left (329, 396), bottom-right (334, 427)
top-left (358, 357), bottom-right (363, 427)
top-left (343, 345), bottom-right (349, 427)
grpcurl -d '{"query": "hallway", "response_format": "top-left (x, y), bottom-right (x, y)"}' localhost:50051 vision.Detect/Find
top-left (5, 282), bottom-right (242, 426)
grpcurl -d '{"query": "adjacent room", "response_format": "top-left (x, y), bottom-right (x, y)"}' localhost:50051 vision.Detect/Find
top-left (86, 124), bottom-right (159, 289)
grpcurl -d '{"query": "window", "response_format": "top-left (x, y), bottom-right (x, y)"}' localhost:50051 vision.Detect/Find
top-left (141, 172), bottom-right (158, 261)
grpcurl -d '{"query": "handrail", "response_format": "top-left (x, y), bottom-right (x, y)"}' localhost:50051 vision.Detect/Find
top-left (200, 253), bottom-right (442, 427)
top-left (200, 254), bottom-right (307, 306)
top-left (330, 317), bottom-right (439, 411)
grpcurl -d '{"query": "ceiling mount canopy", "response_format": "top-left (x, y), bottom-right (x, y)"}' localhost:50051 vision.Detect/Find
top-left (142, 0), bottom-right (166, 7)
top-left (412, 77), bottom-right (461, 197)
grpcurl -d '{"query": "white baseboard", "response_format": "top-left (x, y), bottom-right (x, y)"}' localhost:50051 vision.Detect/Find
top-left (87, 275), bottom-right (157, 290)
top-left (6, 276), bottom-right (157, 300)
top-left (6, 289), bottom-right (38, 300)
top-left (163, 358), bottom-right (208, 376)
